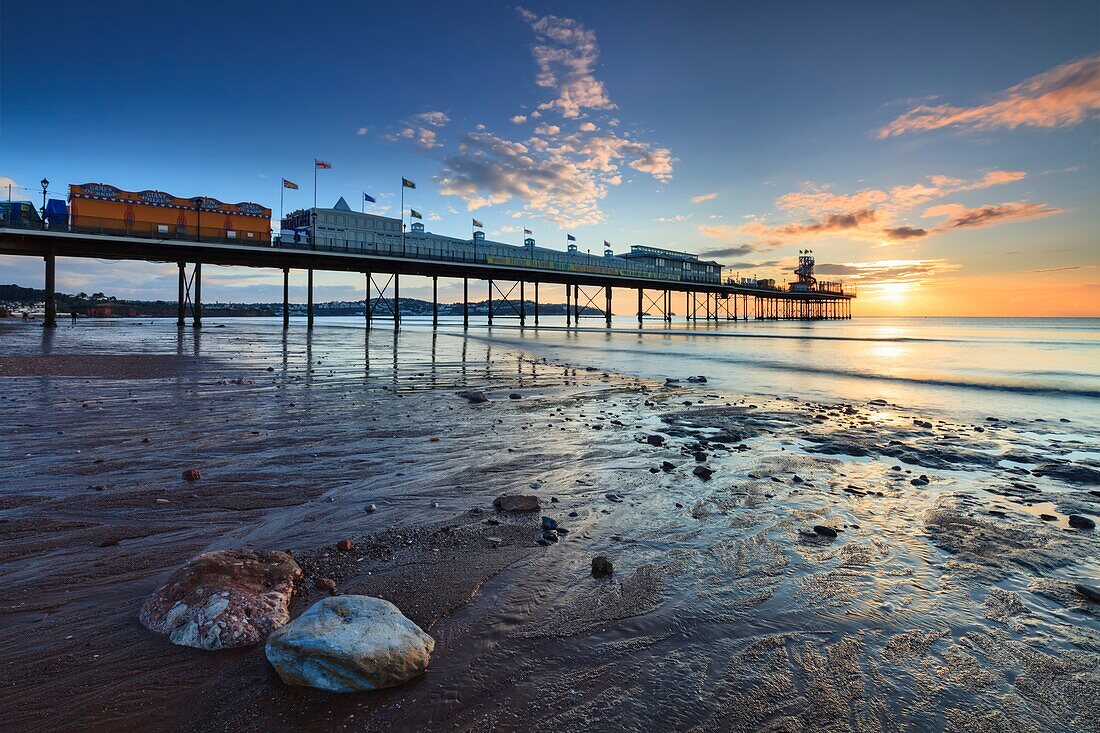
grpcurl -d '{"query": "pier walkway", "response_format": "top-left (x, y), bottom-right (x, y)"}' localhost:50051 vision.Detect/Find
top-left (0, 224), bottom-right (854, 329)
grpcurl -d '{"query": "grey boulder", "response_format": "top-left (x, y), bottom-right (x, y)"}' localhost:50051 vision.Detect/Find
top-left (265, 595), bottom-right (435, 692)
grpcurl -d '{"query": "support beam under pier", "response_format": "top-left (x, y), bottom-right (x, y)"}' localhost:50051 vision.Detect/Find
top-left (306, 269), bottom-right (313, 330)
top-left (178, 262), bottom-right (186, 329)
top-left (43, 249), bottom-right (57, 328)
top-left (193, 263), bottom-right (202, 329)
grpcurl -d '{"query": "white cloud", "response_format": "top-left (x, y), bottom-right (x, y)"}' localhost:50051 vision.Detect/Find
top-left (511, 115), bottom-right (528, 124)
top-left (578, 121), bottom-right (598, 132)
top-left (655, 214), bottom-right (688, 222)
top-left (534, 123), bottom-right (561, 135)
top-left (415, 111), bottom-right (451, 127)
top-left (517, 7), bottom-right (617, 119)
top-left (691, 192), bottom-right (718, 204)
top-left (356, 127), bottom-right (368, 136)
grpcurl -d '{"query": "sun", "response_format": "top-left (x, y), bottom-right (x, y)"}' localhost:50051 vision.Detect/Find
top-left (875, 281), bottom-right (913, 302)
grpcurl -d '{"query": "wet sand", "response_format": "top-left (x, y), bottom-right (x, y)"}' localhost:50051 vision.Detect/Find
top-left (1, 318), bottom-right (1098, 732)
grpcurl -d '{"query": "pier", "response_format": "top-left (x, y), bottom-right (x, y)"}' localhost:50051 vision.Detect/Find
top-left (0, 198), bottom-right (854, 329)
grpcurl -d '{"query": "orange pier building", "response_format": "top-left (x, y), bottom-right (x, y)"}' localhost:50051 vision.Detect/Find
top-left (69, 183), bottom-right (271, 244)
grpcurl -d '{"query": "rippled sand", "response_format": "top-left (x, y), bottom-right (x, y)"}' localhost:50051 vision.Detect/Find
top-left (1, 318), bottom-right (1097, 732)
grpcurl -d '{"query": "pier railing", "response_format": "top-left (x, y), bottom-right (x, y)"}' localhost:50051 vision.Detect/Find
top-left (3, 216), bottom-right (853, 297)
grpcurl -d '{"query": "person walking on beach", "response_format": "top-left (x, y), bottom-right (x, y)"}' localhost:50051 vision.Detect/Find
top-left (70, 311), bottom-right (78, 324)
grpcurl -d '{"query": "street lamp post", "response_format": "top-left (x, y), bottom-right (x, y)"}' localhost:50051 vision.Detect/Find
top-left (40, 178), bottom-right (49, 230)
top-left (194, 196), bottom-right (204, 242)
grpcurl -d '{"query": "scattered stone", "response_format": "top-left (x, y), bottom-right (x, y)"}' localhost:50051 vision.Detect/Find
top-left (98, 538), bottom-right (120, 548)
top-left (366, 504), bottom-right (377, 513)
top-left (541, 516), bottom-right (558, 531)
top-left (265, 595), bottom-right (434, 692)
top-left (661, 461), bottom-right (675, 472)
top-left (1040, 514), bottom-right (1058, 522)
top-left (1068, 515), bottom-right (1096, 530)
top-left (493, 494), bottom-right (541, 512)
top-left (484, 518), bottom-right (500, 526)
top-left (458, 390), bottom-right (488, 404)
top-left (605, 493), bottom-right (624, 503)
top-left (542, 531), bottom-right (559, 543)
top-left (693, 451), bottom-right (707, 462)
top-left (142, 437), bottom-right (151, 443)
top-left (591, 555), bottom-right (613, 578)
top-left (1076, 584), bottom-right (1100, 603)
top-left (315, 577), bottom-right (337, 593)
top-left (813, 525), bottom-right (839, 539)
top-left (1032, 461), bottom-right (1100, 486)
top-left (869, 399), bottom-right (887, 406)
top-left (336, 539), bottom-right (354, 552)
top-left (647, 434), bottom-right (666, 446)
top-left (568, 511), bottom-right (578, 518)
top-left (139, 549), bottom-right (301, 650)
top-left (509, 393), bottom-right (522, 400)
top-left (182, 468), bottom-right (201, 482)
top-left (692, 466), bottom-right (714, 481)
top-left (266, 366), bottom-right (274, 372)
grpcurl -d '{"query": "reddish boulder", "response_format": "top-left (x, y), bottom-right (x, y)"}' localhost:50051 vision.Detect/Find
top-left (182, 468), bottom-right (201, 482)
top-left (139, 549), bottom-right (301, 650)
top-left (336, 539), bottom-right (355, 552)
top-left (493, 494), bottom-right (541, 512)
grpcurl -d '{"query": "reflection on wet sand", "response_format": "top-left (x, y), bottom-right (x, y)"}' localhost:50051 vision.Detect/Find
top-left (0, 318), bottom-right (1097, 732)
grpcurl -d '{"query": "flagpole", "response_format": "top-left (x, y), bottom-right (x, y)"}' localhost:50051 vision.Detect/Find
top-left (400, 179), bottom-right (405, 253)
top-left (314, 163), bottom-right (317, 209)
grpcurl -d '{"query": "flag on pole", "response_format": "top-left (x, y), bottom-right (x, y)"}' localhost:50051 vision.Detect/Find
top-left (282, 178), bottom-right (298, 190)
top-left (363, 193), bottom-right (376, 203)
top-left (410, 209), bottom-right (422, 219)
top-left (402, 178), bottom-right (416, 189)
top-left (603, 240), bottom-right (611, 247)
top-left (524, 228), bottom-right (532, 235)
top-left (314, 160), bottom-right (332, 169)
top-left (472, 218), bottom-right (483, 228)
top-left (567, 234), bottom-right (576, 241)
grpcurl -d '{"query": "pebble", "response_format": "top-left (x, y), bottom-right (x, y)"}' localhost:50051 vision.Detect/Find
top-left (813, 525), bottom-right (838, 538)
top-left (336, 539), bottom-right (354, 552)
top-left (182, 468), bottom-right (201, 482)
top-left (541, 516), bottom-right (558, 531)
top-left (692, 466), bottom-right (714, 481)
top-left (661, 461), bottom-right (675, 472)
top-left (591, 555), bottom-right (613, 578)
top-left (366, 504), bottom-right (377, 513)
top-left (1068, 515), bottom-right (1095, 530)
top-left (314, 577), bottom-right (337, 593)
top-left (647, 434), bottom-right (666, 446)
top-left (1076, 584), bottom-right (1100, 602)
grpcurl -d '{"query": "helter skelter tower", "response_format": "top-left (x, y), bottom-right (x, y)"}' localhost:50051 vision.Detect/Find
top-left (794, 249), bottom-right (817, 289)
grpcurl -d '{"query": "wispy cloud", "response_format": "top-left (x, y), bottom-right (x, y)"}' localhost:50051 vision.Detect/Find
top-left (435, 10), bottom-right (672, 227)
top-left (814, 259), bottom-right (962, 293)
top-left (517, 7), bottom-right (616, 119)
top-left (713, 169), bottom-right (1046, 250)
top-left (655, 214), bottom-right (688, 222)
top-left (384, 111), bottom-right (450, 149)
top-left (923, 201), bottom-right (1063, 230)
top-left (878, 55), bottom-right (1100, 138)
top-left (691, 192), bottom-right (718, 204)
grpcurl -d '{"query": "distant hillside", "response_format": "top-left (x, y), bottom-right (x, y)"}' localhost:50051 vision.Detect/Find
top-left (0, 283), bottom-right (597, 317)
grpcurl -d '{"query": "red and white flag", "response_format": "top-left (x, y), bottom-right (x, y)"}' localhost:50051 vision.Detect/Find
top-left (314, 160), bottom-right (332, 169)
top-left (524, 228), bottom-right (532, 235)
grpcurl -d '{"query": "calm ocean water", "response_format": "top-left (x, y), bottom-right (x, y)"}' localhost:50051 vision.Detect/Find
top-left (309, 315), bottom-right (1100, 434)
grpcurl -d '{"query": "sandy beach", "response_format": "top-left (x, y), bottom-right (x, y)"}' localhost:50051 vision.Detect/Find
top-left (1, 317), bottom-right (1098, 732)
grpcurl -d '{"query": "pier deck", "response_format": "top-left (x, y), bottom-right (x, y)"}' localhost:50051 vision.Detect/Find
top-left (0, 226), bottom-right (854, 328)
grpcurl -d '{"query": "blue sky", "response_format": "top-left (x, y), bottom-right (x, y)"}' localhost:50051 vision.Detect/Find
top-left (2, 1), bottom-right (1098, 314)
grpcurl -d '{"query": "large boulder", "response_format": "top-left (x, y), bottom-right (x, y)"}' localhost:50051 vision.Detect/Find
top-left (493, 494), bottom-right (541, 512)
top-left (139, 549), bottom-right (301, 650)
top-left (265, 595), bottom-right (435, 692)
